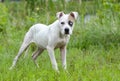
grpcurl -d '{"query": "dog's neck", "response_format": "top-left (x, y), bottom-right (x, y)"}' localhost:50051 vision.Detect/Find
top-left (48, 20), bottom-right (59, 29)
top-left (48, 20), bottom-right (60, 36)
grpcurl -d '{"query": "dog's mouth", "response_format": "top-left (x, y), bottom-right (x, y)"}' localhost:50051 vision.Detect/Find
top-left (65, 32), bottom-right (69, 34)
top-left (60, 31), bottom-right (70, 38)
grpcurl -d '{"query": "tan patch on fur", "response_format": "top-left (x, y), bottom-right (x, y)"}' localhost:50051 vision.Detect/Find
top-left (68, 15), bottom-right (75, 22)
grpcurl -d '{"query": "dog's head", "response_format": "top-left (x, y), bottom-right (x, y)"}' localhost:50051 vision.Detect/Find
top-left (56, 11), bottom-right (78, 36)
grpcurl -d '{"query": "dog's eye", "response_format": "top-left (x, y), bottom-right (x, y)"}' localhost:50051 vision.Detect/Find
top-left (61, 22), bottom-right (65, 25)
top-left (68, 21), bottom-right (73, 27)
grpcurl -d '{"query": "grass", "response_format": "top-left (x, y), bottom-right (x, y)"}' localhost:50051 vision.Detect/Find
top-left (0, 0), bottom-right (120, 81)
top-left (0, 47), bottom-right (120, 81)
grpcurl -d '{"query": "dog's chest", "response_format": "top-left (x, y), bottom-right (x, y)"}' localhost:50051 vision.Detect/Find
top-left (55, 37), bottom-right (69, 48)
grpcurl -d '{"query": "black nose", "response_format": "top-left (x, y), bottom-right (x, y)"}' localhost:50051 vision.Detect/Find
top-left (65, 28), bottom-right (69, 34)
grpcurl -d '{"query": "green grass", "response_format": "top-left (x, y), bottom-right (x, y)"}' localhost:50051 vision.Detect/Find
top-left (0, 0), bottom-right (120, 81)
top-left (0, 47), bottom-right (120, 81)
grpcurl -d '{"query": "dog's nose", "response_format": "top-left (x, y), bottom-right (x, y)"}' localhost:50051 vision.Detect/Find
top-left (65, 28), bottom-right (69, 34)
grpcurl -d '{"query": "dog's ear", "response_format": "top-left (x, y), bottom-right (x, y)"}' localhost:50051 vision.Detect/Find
top-left (70, 12), bottom-right (78, 20)
top-left (56, 12), bottom-right (64, 19)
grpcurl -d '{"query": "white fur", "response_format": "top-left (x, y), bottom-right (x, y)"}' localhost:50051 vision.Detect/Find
top-left (9, 12), bottom-right (78, 72)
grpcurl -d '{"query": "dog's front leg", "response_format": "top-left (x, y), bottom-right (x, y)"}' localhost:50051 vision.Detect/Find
top-left (47, 46), bottom-right (59, 72)
top-left (60, 46), bottom-right (67, 70)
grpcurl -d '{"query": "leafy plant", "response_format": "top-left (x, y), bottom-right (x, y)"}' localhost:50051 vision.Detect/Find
top-left (0, 3), bottom-right (8, 33)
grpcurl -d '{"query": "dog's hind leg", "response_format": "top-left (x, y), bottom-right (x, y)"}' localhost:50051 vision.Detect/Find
top-left (9, 32), bottom-right (32, 70)
top-left (32, 48), bottom-right (44, 68)
top-left (24, 46), bottom-right (29, 58)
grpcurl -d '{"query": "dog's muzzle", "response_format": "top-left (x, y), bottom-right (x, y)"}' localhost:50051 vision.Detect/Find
top-left (65, 28), bottom-right (69, 34)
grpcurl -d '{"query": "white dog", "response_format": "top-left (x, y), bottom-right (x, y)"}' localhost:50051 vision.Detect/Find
top-left (9, 11), bottom-right (78, 71)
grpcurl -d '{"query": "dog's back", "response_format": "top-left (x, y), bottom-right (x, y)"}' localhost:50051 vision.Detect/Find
top-left (29, 24), bottom-right (48, 34)
top-left (28, 24), bottom-right (49, 48)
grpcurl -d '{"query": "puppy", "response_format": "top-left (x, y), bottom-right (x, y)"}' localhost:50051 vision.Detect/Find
top-left (9, 12), bottom-right (78, 71)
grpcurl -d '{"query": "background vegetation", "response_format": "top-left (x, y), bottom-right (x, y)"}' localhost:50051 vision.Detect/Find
top-left (0, 0), bottom-right (120, 81)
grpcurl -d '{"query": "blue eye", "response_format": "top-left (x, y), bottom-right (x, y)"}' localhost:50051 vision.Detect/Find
top-left (68, 21), bottom-right (73, 26)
